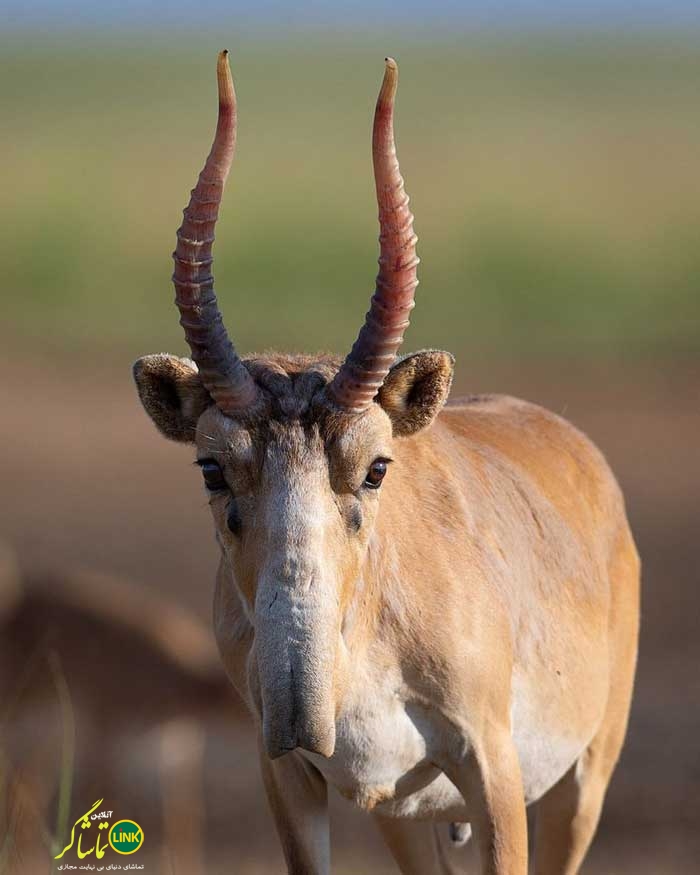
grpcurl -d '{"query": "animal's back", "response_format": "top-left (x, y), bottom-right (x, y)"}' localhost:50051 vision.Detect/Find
top-left (437, 390), bottom-right (639, 645)
top-left (441, 393), bottom-right (628, 549)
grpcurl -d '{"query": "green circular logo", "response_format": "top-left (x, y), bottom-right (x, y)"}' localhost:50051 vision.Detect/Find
top-left (108, 819), bottom-right (144, 855)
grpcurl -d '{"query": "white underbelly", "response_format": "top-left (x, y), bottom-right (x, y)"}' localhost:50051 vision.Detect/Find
top-left (511, 672), bottom-right (593, 803)
top-left (302, 666), bottom-right (587, 820)
top-left (302, 680), bottom-right (468, 820)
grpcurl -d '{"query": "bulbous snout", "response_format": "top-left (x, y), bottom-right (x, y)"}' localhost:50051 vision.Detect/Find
top-left (263, 703), bottom-right (336, 761)
top-left (254, 573), bottom-right (338, 760)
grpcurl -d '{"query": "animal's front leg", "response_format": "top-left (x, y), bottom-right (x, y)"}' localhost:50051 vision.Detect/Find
top-left (258, 743), bottom-right (330, 875)
top-left (439, 727), bottom-right (527, 875)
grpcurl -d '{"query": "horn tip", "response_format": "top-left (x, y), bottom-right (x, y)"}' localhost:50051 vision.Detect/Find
top-left (379, 57), bottom-right (398, 102)
top-left (216, 49), bottom-right (234, 105)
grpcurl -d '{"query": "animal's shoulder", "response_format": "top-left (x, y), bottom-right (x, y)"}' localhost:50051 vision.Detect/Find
top-left (441, 393), bottom-right (601, 466)
top-left (437, 393), bottom-right (625, 531)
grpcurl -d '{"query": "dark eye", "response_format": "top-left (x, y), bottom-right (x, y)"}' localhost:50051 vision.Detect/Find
top-left (197, 459), bottom-right (227, 492)
top-left (364, 459), bottom-right (388, 490)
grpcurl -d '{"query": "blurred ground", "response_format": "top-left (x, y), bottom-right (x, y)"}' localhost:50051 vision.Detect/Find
top-left (0, 351), bottom-right (698, 873)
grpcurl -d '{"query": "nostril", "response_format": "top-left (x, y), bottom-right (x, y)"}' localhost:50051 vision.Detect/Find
top-left (264, 728), bottom-right (299, 760)
top-left (266, 742), bottom-right (298, 760)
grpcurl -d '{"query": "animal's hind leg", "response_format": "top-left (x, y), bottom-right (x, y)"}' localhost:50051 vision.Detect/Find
top-left (533, 703), bottom-right (633, 875)
top-left (534, 528), bottom-right (639, 875)
top-left (532, 751), bottom-right (611, 875)
top-left (374, 816), bottom-right (466, 875)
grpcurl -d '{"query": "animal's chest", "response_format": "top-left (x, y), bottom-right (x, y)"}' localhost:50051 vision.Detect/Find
top-left (301, 666), bottom-right (466, 820)
top-left (299, 660), bottom-right (591, 820)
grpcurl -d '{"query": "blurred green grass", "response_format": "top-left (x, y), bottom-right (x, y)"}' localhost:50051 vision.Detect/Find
top-left (2, 33), bottom-right (699, 361)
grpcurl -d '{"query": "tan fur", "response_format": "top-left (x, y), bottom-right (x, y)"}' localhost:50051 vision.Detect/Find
top-left (134, 350), bottom-right (639, 875)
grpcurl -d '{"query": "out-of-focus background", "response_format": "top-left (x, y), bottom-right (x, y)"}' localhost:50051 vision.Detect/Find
top-left (1, 2), bottom-right (699, 873)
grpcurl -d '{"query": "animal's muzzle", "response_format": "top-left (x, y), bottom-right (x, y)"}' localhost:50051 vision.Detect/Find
top-left (254, 576), bottom-right (337, 761)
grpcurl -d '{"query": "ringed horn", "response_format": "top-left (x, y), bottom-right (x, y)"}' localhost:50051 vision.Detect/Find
top-left (171, 53), bottom-right (417, 416)
top-left (172, 50), bottom-right (259, 413)
top-left (326, 57), bottom-right (419, 414)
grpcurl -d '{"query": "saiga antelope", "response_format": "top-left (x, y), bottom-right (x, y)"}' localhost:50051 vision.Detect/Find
top-left (133, 52), bottom-right (639, 875)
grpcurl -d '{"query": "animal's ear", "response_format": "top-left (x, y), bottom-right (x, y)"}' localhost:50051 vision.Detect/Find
top-left (377, 350), bottom-right (454, 437)
top-left (132, 354), bottom-right (212, 443)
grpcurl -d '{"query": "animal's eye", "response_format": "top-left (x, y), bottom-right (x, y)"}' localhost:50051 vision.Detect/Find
top-left (364, 459), bottom-right (389, 490)
top-left (197, 459), bottom-right (227, 492)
